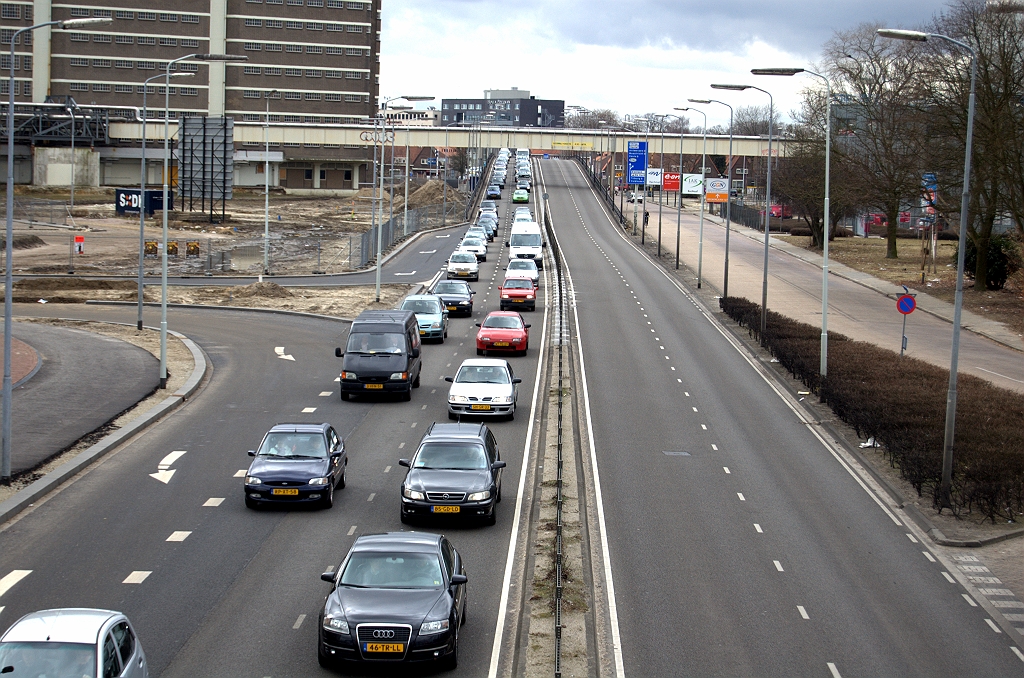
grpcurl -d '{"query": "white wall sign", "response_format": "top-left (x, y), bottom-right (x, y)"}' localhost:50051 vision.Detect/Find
top-left (682, 174), bottom-right (703, 195)
top-left (646, 168), bottom-right (662, 187)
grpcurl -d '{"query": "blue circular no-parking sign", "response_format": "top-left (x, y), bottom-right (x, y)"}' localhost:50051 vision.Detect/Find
top-left (897, 294), bottom-right (916, 315)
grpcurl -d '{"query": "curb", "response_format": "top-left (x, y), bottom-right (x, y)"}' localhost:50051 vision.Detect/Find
top-left (85, 300), bottom-right (355, 324)
top-left (0, 325), bottom-right (208, 526)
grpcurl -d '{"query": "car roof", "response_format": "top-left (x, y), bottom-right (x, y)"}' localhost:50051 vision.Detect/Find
top-left (423, 421), bottom-right (489, 442)
top-left (457, 357), bottom-right (510, 367)
top-left (502, 276), bottom-right (533, 284)
top-left (484, 310), bottom-right (523, 318)
top-left (1, 608), bottom-right (120, 644)
top-left (268, 423), bottom-right (329, 434)
top-left (404, 294), bottom-right (442, 302)
top-left (352, 531), bottom-right (441, 554)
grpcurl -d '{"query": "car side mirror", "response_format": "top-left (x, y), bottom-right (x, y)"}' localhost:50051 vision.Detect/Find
top-left (491, 461), bottom-right (507, 470)
top-left (450, 574), bottom-right (468, 586)
top-left (321, 572), bottom-right (336, 583)
top-left (512, 378), bottom-right (522, 384)
top-left (248, 450), bottom-right (256, 457)
top-left (504, 241), bottom-right (510, 247)
top-left (335, 348), bottom-right (343, 358)
top-left (411, 347), bottom-right (420, 358)
top-left (470, 290), bottom-right (476, 295)
top-left (475, 323), bottom-right (482, 327)
top-left (444, 376), bottom-right (454, 382)
top-left (398, 458), bottom-right (411, 467)
top-left (524, 324), bottom-right (532, 328)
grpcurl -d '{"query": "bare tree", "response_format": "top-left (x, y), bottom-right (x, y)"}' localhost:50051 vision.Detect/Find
top-left (565, 108), bottom-right (621, 129)
top-left (732, 105), bottom-right (782, 136)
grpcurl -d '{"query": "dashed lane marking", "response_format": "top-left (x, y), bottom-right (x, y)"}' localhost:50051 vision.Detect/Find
top-left (827, 663), bottom-right (842, 678)
top-left (293, 614), bottom-right (306, 629)
top-left (942, 572), bottom-right (956, 583)
top-left (711, 444), bottom-right (718, 450)
top-left (367, 493), bottom-right (376, 502)
top-left (737, 493), bottom-right (745, 501)
top-left (798, 606), bottom-right (809, 620)
top-left (723, 467), bottom-right (730, 474)
top-left (166, 531), bottom-right (191, 542)
top-left (906, 533), bottom-right (919, 543)
top-left (986, 619), bottom-right (1003, 633)
top-left (275, 347), bottom-right (295, 361)
top-left (923, 551), bottom-right (936, 563)
top-left (963, 594), bottom-right (978, 607)
top-left (347, 526), bottom-right (356, 536)
top-left (319, 391), bottom-right (332, 397)
top-left (302, 407), bottom-right (317, 413)
top-left (774, 561), bottom-right (784, 572)
top-left (234, 470), bottom-right (246, 478)
top-left (1012, 647), bottom-right (1024, 662)
top-left (123, 571), bottom-right (151, 584)
top-left (0, 570), bottom-right (31, 597)
top-left (384, 465), bottom-right (391, 473)
top-left (399, 442), bottom-right (406, 449)
top-left (754, 524), bottom-right (763, 533)
top-left (203, 498), bottom-right (224, 507)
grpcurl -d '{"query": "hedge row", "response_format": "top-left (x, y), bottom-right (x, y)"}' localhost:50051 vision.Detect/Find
top-left (719, 296), bottom-right (1024, 522)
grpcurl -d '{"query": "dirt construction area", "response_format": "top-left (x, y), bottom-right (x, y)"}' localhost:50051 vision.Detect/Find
top-left (7, 180), bottom-right (465, 277)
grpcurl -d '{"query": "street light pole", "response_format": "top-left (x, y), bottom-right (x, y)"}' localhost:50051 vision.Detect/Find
top-left (878, 28), bottom-right (978, 508)
top-left (691, 98), bottom-right (734, 296)
top-left (753, 68), bottom-right (832, 382)
top-left (67, 102), bottom-right (75, 219)
top-left (4, 16), bottom-right (111, 483)
top-left (264, 88), bottom-right (278, 276)
top-left (712, 83), bottom-right (774, 344)
top-left (676, 107), bottom-right (708, 287)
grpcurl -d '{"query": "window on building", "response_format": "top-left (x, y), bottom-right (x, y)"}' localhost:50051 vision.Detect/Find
top-left (346, 24), bottom-right (361, 32)
top-left (284, 91), bottom-right (301, 99)
top-left (93, 83), bottom-right (111, 92)
top-left (345, 47), bottom-right (362, 55)
top-left (114, 84), bottom-right (132, 92)
top-left (284, 68), bottom-right (302, 76)
top-left (282, 114), bottom-right (300, 122)
top-left (306, 21), bottom-right (323, 30)
top-left (243, 65), bottom-right (261, 74)
top-left (441, 114), bottom-right (448, 121)
top-left (307, 0), bottom-right (323, 6)
top-left (325, 119), bottom-right (341, 125)
top-left (159, 37), bottom-right (176, 46)
top-left (265, 43), bottom-right (282, 51)
top-left (325, 70), bottom-right (341, 78)
top-left (326, 0), bottom-right (343, 7)
top-left (246, 0), bottom-right (262, 3)
top-left (326, 22), bottom-right (341, 31)
top-left (69, 33), bottom-right (90, 42)
top-left (264, 67), bottom-right (282, 75)
top-left (347, 1), bottom-right (365, 7)
top-left (70, 7), bottom-right (89, 16)
top-left (266, 19), bottom-right (282, 28)
top-left (245, 18), bottom-right (262, 26)
top-left (325, 92), bottom-right (341, 101)
top-left (306, 45), bottom-right (322, 53)
top-left (93, 9), bottom-right (111, 17)
top-left (243, 42), bottom-right (262, 50)
top-left (180, 87), bottom-right (198, 96)
top-left (69, 82), bottom-right (89, 91)
top-left (242, 114), bottom-right (260, 121)
top-left (285, 44), bottom-right (302, 52)
top-left (286, 0), bottom-right (302, 4)
top-left (325, 46), bottom-right (343, 55)
top-left (305, 92), bottom-right (321, 100)
top-left (136, 85), bottom-right (155, 94)
top-left (138, 11), bottom-right (156, 20)
top-left (181, 14), bottom-right (199, 23)
top-left (181, 38), bottom-right (199, 48)
top-left (243, 89), bottom-right (262, 98)
top-left (285, 21), bottom-right (302, 29)
top-left (180, 63), bottom-right (199, 71)
top-left (137, 36), bottom-right (156, 45)
top-left (159, 13), bottom-right (177, 21)
top-left (137, 61), bottom-right (156, 69)
top-left (115, 9), bottom-right (134, 19)
top-left (344, 94), bottom-right (360, 102)
top-left (344, 71), bottom-right (361, 79)
top-left (305, 69), bottom-right (322, 77)
top-left (115, 35), bottom-right (133, 44)
top-left (92, 59), bottom-right (111, 67)
top-left (70, 57), bottom-right (89, 66)
top-left (93, 34), bottom-right (112, 43)
top-left (1, 5), bottom-right (20, 19)
top-left (21, 55), bottom-right (30, 69)
top-left (266, 0), bottom-right (283, 4)
top-left (115, 60), bottom-right (133, 68)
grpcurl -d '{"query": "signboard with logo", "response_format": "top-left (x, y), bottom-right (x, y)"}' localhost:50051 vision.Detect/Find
top-left (646, 168), bottom-right (662, 187)
top-left (705, 177), bottom-right (730, 203)
top-left (682, 174), bottom-right (703, 196)
top-left (627, 141), bottom-right (647, 186)
top-left (663, 172), bottom-right (680, 192)
top-left (73, 235), bottom-right (84, 255)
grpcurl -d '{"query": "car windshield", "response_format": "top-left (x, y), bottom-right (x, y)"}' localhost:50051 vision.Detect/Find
top-left (414, 442), bottom-right (490, 469)
top-left (433, 282), bottom-right (467, 294)
top-left (483, 315), bottom-right (523, 329)
top-left (0, 642), bottom-right (98, 678)
top-left (508, 261), bottom-right (536, 271)
top-left (450, 253), bottom-right (476, 263)
top-left (339, 552), bottom-right (444, 588)
top-left (480, 201), bottom-right (496, 209)
top-left (456, 365), bottom-right (511, 384)
top-left (510, 233), bottom-right (542, 247)
top-left (346, 332), bottom-right (407, 354)
top-left (258, 432), bottom-right (328, 458)
top-left (503, 279), bottom-right (532, 289)
top-left (462, 239), bottom-right (483, 247)
top-left (402, 299), bottom-right (442, 315)
top-left (514, 216), bottom-right (533, 222)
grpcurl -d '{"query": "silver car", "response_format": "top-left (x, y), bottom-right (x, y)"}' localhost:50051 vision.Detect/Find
top-left (0, 608), bottom-right (148, 677)
top-left (459, 237), bottom-right (488, 262)
top-left (505, 259), bottom-right (539, 285)
top-left (445, 358), bottom-right (521, 420)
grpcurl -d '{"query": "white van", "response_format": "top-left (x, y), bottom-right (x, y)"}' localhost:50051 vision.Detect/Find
top-left (507, 222), bottom-right (544, 269)
top-left (516, 148), bottom-right (530, 161)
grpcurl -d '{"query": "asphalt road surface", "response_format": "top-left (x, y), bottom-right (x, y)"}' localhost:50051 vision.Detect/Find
top-left (0, 178), bottom-right (547, 676)
top-left (541, 157), bottom-right (1023, 677)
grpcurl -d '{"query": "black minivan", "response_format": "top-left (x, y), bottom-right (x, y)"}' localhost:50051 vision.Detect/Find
top-left (336, 310), bottom-right (422, 401)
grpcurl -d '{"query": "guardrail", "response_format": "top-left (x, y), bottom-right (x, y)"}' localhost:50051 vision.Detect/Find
top-left (576, 159), bottom-right (626, 228)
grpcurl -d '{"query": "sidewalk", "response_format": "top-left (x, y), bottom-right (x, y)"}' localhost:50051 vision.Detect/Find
top-left (616, 193), bottom-right (1024, 393)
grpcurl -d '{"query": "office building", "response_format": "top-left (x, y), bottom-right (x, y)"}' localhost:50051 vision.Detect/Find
top-left (441, 87), bottom-right (563, 127)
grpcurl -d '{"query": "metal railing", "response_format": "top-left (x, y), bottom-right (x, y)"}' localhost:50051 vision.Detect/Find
top-left (358, 201), bottom-right (458, 268)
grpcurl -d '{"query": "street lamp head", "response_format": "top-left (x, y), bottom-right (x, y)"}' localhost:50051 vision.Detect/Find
top-left (401, 95), bottom-right (434, 102)
top-left (195, 53), bottom-right (249, 61)
top-left (711, 84), bottom-right (750, 91)
top-left (987, 0), bottom-right (1024, 11)
top-left (751, 68), bottom-right (805, 76)
top-left (687, 98), bottom-right (712, 104)
top-left (58, 17), bottom-right (112, 28)
top-left (877, 28), bottom-right (929, 41)
top-left (673, 107), bottom-right (690, 112)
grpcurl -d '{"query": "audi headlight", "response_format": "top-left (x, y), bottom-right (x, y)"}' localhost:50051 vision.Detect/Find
top-left (403, 487), bottom-right (425, 500)
top-left (390, 372), bottom-right (408, 380)
top-left (450, 395), bottom-right (470, 403)
top-left (309, 477), bottom-right (330, 486)
top-left (341, 371), bottom-right (357, 380)
top-left (458, 301), bottom-right (470, 305)
top-left (323, 615), bottom-right (350, 635)
top-left (467, 490), bottom-right (491, 501)
top-left (244, 476), bottom-right (261, 485)
top-left (419, 619), bottom-right (450, 635)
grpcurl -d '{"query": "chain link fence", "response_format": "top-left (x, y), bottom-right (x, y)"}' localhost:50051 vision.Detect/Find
top-left (357, 202), bottom-right (459, 267)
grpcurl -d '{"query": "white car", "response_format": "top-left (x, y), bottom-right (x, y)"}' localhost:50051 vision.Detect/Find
top-left (445, 358), bottom-right (521, 420)
top-left (459, 237), bottom-right (488, 261)
top-left (513, 213), bottom-right (535, 225)
top-left (0, 608), bottom-right (149, 677)
top-left (505, 259), bottom-right (539, 285)
top-left (447, 251), bottom-right (480, 281)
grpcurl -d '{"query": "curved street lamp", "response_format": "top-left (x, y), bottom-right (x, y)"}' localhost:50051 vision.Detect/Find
top-left (674, 107), bottom-right (707, 287)
top-left (688, 98), bottom-right (734, 297)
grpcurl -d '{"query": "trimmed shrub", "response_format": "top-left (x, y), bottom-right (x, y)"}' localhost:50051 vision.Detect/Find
top-left (960, 234), bottom-right (1022, 290)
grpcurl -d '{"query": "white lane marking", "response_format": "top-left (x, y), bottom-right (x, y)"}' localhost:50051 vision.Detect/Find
top-left (754, 524), bottom-right (763, 533)
top-left (986, 619), bottom-right (1003, 633)
top-left (334, 376), bottom-right (340, 382)
top-left (367, 493), bottom-right (375, 502)
top-left (798, 605), bottom-right (809, 620)
top-left (421, 405), bottom-right (427, 410)
top-left (319, 391), bottom-right (332, 397)
top-left (976, 367), bottom-right (1024, 384)
top-left (123, 571), bottom-right (151, 584)
top-left (684, 392), bottom-right (690, 397)
top-left (692, 407), bottom-right (698, 412)
top-left (399, 442), bottom-right (406, 449)
top-left (347, 526), bottom-right (356, 536)
top-left (1012, 647), bottom-right (1024, 662)
top-left (489, 219), bottom-right (562, 678)
top-left (942, 572), bottom-right (956, 583)
top-left (158, 451), bottom-right (187, 470)
top-left (233, 470), bottom-right (247, 478)
top-left (827, 663), bottom-right (842, 678)
top-left (923, 551), bottom-right (936, 563)
top-left (712, 444), bottom-right (718, 451)
top-left (0, 570), bottom-right (31, 597)
top-left (670, 366), bottom-right (676, 371)
top-left (275, 346), bottom-right (295, 361)
top-left (384, 465), bottom-right (391, 473)
top-left (774, 560), bottom-right (784, 572)
top-left (166, 531), bottom-right (191, 542)
top-left (293, 614), bottom-right (306, 629)
top-left (737, 493), bottom-right (745, 501)
top-left (431, 388), bottom-right (437, 394)
top-left (700, 424), bottom-right (707, 430)
top-left (394, 271), bottom-right (417, 276)
top-left (677, 378), bottom-right (682, 383)
top-left (906, 533), bottom-right (919, 543)
top-left (723, 467), bottom-right (730, 474)
top-left (963, 594), bottom-right (978, 607)
top-left (435, 234), bottom-right (451, 238)
top-left (411, 422), bottom-right (417, 428)
top-left (149, 469), bottom-right (176, 484)
top-left (203, 498), bottom-right (224, 507)
top-left (419, 250), bottom-right (438, 254)
top-left (302, 407), bottom-right (317, 413)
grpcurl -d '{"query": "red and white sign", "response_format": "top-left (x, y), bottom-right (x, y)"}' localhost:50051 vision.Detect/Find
top-left (74, 234), bottom-right (85, 255)
top-left (663, 172), bottom-right (680, 192)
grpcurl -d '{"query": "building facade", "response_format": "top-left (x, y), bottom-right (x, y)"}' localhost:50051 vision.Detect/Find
top-left (441, 88), bottom-right (563, 128)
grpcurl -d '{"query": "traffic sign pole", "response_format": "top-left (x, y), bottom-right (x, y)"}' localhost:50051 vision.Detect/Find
top-left (896, 292), bottom-right (916, 357)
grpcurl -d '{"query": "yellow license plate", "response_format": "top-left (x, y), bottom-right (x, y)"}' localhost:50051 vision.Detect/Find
top-left (494, 342), bottom-right (509, 347)
top-left (512, 299), bottom-right (524, 303)
top-left (364, 643), bottom-right (404, 653)
top-left (432, 505), bottom-right (460, 513)
top-left (272, 488), bottom-right (299, 496)
top-left (419, 330), bottom-right (426, 335)
top-left (447, 306), bottom-right (457, 311)
top-left (471, 404), bottom-right (492, 410)
top-left (365, 383), bottom-right (384, 390)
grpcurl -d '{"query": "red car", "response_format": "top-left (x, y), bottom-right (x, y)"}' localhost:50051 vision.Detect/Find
top-left (476, 311), bottom-right (531, 356)
top-left (499, 276), bottom-right (536, 311)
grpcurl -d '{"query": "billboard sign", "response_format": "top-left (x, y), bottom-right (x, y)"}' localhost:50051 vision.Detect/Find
top-left (646, 168), bottom-right (662, 187)
top-left (682, 174), bottom-right (703, 195)
top-left (705, 177), bottom-right (730, 203)
top-left (663, 172), bottom-right (680, 191)
top-left (627, 141), bottom-right (647, 186)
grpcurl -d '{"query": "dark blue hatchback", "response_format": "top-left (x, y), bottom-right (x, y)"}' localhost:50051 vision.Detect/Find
top-left (244, 423), bottom-right (347, 509)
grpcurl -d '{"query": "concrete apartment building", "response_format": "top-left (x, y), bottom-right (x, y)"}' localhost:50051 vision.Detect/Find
top-left (441, 87), bottom-right (564, 127)
top-left (3, 0), bottom-right (381, 191)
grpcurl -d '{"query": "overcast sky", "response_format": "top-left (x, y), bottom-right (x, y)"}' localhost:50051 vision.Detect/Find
top-left (380, 0), bottom-right (946, 129)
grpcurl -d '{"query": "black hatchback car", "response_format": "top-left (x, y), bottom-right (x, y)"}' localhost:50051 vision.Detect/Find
top-left (318, 532), bottom-right (467, 670)
top-left (399, 422), bottom-right (505, 525)
top-left (430, 280), bottom-right (475, 317)
top-left (243, 423), bottom-right (347, 509)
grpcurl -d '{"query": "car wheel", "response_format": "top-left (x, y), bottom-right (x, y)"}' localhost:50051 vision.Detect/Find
top-left (317, 642), bottom-right (334, 669)
top-left (337, 463), bottom-right (346, 489)
top-left (496, 483), bottom-right (502, 503)
top-left (340, 391), bottom-right (350, 401)
top-left (244, 497), bottom-right (258, 510)
top-left (400, 511), bottom-right (411, 525)
top-left (448, 410), bottom-right (457, 420)
top-left (322, 483), bottom-right (334, 509)
top-left (485, 509), bottom-right (497, 526)
top-left (413, 371), bottom-right (421, 388)
top-left (402, 389), bottom-right (412, 402)
top-left (507, 404), bottom-right (515, 421)
top-left (443, 628), bottom-right (459, 671)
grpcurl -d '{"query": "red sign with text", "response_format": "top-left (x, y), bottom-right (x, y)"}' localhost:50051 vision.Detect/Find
top-left (663, 172), bottom-right (680, 192)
